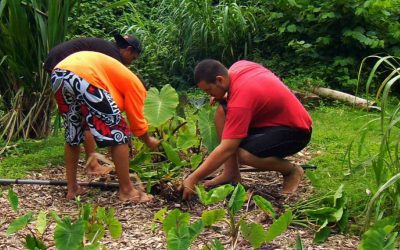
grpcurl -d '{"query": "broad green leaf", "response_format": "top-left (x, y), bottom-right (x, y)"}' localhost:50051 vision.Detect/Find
top-left (108, 218), bottom-right (122, 239)
top-left (296, 234), bottom-right (303, 250)
top-left (332, 207), bottom-right (344, 222)
top-left (265, 209), bottom-right (292, 243)
top-left (383, 232), bottom-right (399, 250)
top-left (338, 209), bottom-right (349, 233)
top-left (303, 207), bottom-right (337, 216)
top-left (144, 84), bottom-right (179, 127)
top-left (154, 207), bottom-right (168, 222)
top-left (305, 171), bottom-right (321, 187)
top-left (82, 203), bottom-right (92, 221)
top-left (287, 24), bottom-right (297, 32)
top-left (36, 211), bottom-right (47, 235)
top-left (83, 242), bottom-right (101, 250)
top-left (106, 208), bottom-right (116, 220)
top-left (357, 229), bottom-right (395, 250)
top-left (130, 151), bottom-right (151, 168)
top-left (206, 239), bottom-right (224, 250)
top-left (333, 184), bottom-right (344, 207)
top-left (162, 141), bottom-right (182, 166)
top-left (177, 130), bottom-right (198, 150)
top-left (6, 212), bottom-right (33, 236)
top-left (54, 218), bottom-right (85, 250)
top-left (228, 184), bottom-right (246, 215)
top-left (86, 223), bottom-right (105, 243)
top-left (190, 154), bottom-right (203, 170)
top-left (359, 217), bottom-right (397, 250)
top-left (201, 209), bottom-right (225, 227)
top-left (240, 220), bottom-right (267, 249)
top-left (167, 226), bottom-right (191, 250)
top-left (313, 227), bottom-right (331, 244)
top-left (163, 209), bottom-right (190, 234)
top-left (253, 195), bottom-right (276, 218)
top-left (188, 219), bottom-right (204, 242)
top-left (51, 211), bottom-right (63, 224)
top-left (24, 234), bottom-right (47, 250)
top-left (196, 184), bottom-right (234, 205)
top-left (198, 107), bottom-right (218, 152)
top-left (7, 189), bottom-right (18, 212)
top-left (96, 207), bottom-right (106, 223)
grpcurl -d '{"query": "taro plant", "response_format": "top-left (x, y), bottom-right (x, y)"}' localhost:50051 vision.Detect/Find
top-left (358, 216), bottom-right (398, 250)
top-left (5, 188), bottom-right (122, 250)
top-left (289, 184), bottom-right (349, 244)
top-left (154, 184), bottom-right (293, 249)
top-left (131, 84), bottom-right (217, 189)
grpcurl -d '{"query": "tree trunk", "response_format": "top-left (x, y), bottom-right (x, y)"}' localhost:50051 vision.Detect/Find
top-left (312, 87), bottom-right (380, 111)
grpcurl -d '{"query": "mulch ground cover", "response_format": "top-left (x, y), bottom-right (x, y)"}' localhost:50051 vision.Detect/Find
top-left (0, 148), bottom-right (359, 249)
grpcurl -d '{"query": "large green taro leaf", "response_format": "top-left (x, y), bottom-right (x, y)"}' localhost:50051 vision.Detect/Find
top-left (198, 107), bottom-right (218, 152)
top-left (144, 84), bottom-right (179, 128)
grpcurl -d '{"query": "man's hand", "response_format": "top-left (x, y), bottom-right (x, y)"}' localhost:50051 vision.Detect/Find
top-left (209, 92), bottom-right (228, 105)
top-left (182, 175), bottom-right (199, 200)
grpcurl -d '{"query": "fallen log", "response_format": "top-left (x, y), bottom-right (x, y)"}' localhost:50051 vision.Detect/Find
top-left (312, 87), bottom-right (380, 111)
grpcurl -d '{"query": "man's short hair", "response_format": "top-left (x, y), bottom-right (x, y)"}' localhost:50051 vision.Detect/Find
top-left (194, 59), bottom-right (228, 85)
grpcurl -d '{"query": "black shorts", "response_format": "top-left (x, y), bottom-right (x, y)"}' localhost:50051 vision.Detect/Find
top-left (240, 126), bottom-right (311, 158)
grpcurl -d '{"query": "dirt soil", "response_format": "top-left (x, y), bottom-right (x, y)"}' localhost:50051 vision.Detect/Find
top-left (0, 148), bottom-right (360, 249)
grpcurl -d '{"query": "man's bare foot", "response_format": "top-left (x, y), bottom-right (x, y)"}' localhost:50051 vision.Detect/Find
top-left (86, 153), bottom-right (113, 176)
top-left (204, 172), bottom-right (241, 188)
top-left (66, 186), bottom-right (86, 200)
top-left (282, 164), bottom-right (304, 194)
top-left (118, 188), bottom-right (154, 203)
top-left (86, 164), bottom-right (113, 176)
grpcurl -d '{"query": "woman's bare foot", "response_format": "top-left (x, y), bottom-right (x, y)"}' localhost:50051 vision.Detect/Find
top-left (204, 172), bottom-right (241, 188)
top-left (118, 188), bottom-right (154, 203)
top-left (66, 186), bottom-right (86, 200)
top-left (282, 164), bottom-right (304, 194)
top-left (139, 193), bottom-right (154, 203)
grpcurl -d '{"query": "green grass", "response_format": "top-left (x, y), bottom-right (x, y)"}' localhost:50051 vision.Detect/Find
top-left (0, 134), bottom-right (64, 178)
top-left (308, 103), bottom-right (382, 218)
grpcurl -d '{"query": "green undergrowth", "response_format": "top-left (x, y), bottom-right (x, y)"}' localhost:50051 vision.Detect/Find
top-left (308, 102), bottom-right (381, 221)
top-left (0, 134), bottom-right (64, 178)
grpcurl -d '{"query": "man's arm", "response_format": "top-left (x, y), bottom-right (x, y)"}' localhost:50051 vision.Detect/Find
top-left (182, 138), bottom-right (241, 200)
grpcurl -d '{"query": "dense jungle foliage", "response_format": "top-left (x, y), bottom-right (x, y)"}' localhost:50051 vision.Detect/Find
top-left (67, 0), bottom-right (400, 91)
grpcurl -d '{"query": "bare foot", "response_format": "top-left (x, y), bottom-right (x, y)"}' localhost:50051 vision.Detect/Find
top-left (204, 172), bottom-right (241, 188)
top-left (86, 164), bottom-right (113, 176)
top-left (85, 153), bottom-right (114, 176)
top-left (66, 186), bottom-right (86, 200)
top-left (282, 164), bottom-right (304, 194)
top-left (139, 193), bottom-right (154, 203)
top-left (118, 188), bottom-right (154, 203)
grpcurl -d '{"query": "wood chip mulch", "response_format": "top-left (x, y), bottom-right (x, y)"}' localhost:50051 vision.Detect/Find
top-left (0, 148), bottom-right (359, 249)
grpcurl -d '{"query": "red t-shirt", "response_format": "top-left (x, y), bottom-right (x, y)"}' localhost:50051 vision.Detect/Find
top-left (222, 60), bottom-right (312, 139)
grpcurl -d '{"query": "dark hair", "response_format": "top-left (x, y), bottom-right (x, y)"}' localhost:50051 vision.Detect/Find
top-left (193, 59), bottom-right (228, 85)
top-left (113, 33), bottom-right (142, 54)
